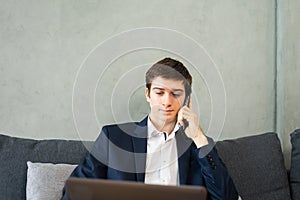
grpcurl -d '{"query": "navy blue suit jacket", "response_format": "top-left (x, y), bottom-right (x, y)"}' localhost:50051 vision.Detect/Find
top-left (62, 117), bottom-right (238, 200)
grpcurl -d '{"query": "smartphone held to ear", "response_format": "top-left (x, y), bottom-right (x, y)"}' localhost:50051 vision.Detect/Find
top-left (183, 94), bottom-right (191, 107)
top-left (182, 94), bottom-right (190, 130)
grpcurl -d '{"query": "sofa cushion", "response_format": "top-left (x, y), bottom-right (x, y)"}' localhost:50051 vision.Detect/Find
top-left (0, 133), bottom-right (90, 200)
top-left (26, 161), bottom-right (77, 200)
top-left (216, 132), bottom-right (291, 200)
top-left (290, 129), bottom-right (300, 200)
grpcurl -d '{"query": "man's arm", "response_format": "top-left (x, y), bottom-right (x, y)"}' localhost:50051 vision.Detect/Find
top-left (194, 139), bottom-right (238, 200)
top-left (61, 128), bottom-right (109, 199)
top-left (178, 99), bottom-right (238, 199)
top-left (61, 153), bottom-right (108, 199)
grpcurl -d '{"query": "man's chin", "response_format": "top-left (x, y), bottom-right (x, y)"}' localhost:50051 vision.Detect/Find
top-left (159, 115), bottom-right (177, 123)
top-left (150, 111), bottom-right (178, 122)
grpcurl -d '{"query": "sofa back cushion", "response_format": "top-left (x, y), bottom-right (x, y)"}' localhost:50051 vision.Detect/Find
top-left (0, 132), bottom-right (292, 200)
top-left (290, 129), bottom-right (300, 200)
top-left (0, 133), bottom-right (90, 200)
top-left (216, 132), bottom-right (291, 200)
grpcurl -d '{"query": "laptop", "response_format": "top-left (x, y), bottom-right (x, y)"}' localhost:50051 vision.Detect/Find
top-left (66, 178), bottom-right (207, 200)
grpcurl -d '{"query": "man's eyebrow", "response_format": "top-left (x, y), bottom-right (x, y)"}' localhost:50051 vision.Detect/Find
top-left (172, 89), bottom-right (184, 92)
top-left (152, 87), bottom-right (165, 90)
top-left (152, 87), bottom-right (184, 92)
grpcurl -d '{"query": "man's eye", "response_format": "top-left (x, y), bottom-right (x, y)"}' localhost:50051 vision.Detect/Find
top-left (173, 93), bottom-right (181, 97)
top-left (156, 92), bottom-right (163, 95)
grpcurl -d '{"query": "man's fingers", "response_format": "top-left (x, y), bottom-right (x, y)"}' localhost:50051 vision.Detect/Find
top-left (189, 96), bottom-right (193, 110)
top-left (177, 109), bottom-right (184, 126)
top-left (178, 102), bottom-right (195, 126)
top-left (180, 107), bottom-right (194, 123)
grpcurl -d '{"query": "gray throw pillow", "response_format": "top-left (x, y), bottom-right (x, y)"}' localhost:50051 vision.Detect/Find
top-left (216, 132), bottom-right (291, 200)
top-left (290, 129), bottom-right (300, 200)
top-left (0, 133), bottom-right (90, 200)
top-left (26, 161), bottom-right (77, 200)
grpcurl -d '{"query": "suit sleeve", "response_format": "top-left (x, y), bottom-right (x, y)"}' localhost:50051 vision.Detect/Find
top-left (61, 127), bottom-right (109, 200)
top-left (193, 137), bottom-right (238, 200)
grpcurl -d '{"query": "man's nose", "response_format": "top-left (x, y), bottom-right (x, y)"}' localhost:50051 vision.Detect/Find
top-left (162, 93), bottom-right (173, 106)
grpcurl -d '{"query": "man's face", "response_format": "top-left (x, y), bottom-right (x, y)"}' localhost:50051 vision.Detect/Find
top-left (146, 77), bottom-right (186, 123)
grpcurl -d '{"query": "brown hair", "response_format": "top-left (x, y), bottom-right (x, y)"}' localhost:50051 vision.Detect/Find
top-left (145, 57), bottom-right (192, 95)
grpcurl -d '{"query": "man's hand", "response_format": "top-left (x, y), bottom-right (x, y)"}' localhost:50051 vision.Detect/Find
top-left (177, 98), bottom-right (208, 148)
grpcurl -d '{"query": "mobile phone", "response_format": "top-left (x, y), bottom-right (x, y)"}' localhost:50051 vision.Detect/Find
top-left (182, 94), bottom-right (190, 130)
top-left (183, 94), bottom-right (191, 107)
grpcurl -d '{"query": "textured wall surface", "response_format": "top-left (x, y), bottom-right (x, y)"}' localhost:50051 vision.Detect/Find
top-left (0, 1), bottom-right (298, 165)
top-left (277, 0), bottom-right (300, 167)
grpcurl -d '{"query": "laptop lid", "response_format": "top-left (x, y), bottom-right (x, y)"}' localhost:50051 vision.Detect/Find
top-left (66, 178), bottom-right (207, 200)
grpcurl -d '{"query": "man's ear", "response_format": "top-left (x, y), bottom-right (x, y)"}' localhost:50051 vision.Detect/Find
top-left (145, 88), bottom-right (150, 102)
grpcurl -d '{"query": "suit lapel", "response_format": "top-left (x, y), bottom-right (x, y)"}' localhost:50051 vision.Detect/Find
top-left (176, 127), bottom-right (193, 184)
top-left (131, 117), bottom-right (148, 182)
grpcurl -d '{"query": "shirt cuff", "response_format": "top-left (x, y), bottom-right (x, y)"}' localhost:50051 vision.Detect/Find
top-left (196, 136), bottom-right (215, 158)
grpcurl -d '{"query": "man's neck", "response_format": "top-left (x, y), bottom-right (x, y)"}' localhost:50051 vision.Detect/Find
top-left (148, 115), bottom-right (177, 135)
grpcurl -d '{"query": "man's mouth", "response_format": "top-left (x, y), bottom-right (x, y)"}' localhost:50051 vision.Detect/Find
top-left (160, 109), bottom-right (174, 113)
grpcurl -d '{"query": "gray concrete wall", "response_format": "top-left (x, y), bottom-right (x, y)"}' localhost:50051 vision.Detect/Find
top-left (277, 0), bottom-right (300, 167)
top-left (0, 1), bottom-right (298, 165)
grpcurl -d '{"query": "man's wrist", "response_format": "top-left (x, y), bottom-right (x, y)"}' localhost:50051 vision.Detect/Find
top-left (192, 132), bottom-right (209, 148)
top-left (194, 137), bottom-right (216, 159)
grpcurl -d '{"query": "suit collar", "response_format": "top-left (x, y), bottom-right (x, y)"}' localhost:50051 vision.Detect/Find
top-left (138, 116), bottom-right (148, 126)
top-left (132, 116), bottom-right (148, 137)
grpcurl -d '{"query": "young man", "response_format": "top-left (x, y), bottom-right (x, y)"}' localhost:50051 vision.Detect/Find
top-left (62, 57), bottom-right (238, 199)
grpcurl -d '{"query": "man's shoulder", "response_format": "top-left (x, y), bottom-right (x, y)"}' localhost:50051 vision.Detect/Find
top-left (102, 117), bottom-right (148, 131)
top-left (103, 121), bottom-right (141, 130)
top-left (100, 117), bottom-right (148, 137)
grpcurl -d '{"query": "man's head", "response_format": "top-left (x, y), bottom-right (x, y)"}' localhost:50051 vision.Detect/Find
top-left (145, 57), bottom-right (192, 96)
top-left (145, 57), bottom-right (192, 123)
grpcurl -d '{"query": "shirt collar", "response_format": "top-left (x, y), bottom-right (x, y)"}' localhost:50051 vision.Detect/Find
top-left (147, 117), bottom-right (180, 141)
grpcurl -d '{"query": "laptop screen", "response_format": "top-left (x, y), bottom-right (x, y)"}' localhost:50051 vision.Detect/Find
top-left (66, 178), bottom-right (207, 200)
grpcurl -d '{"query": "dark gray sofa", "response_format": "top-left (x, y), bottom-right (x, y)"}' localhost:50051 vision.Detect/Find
top-left (0, 131), bottom-right (299, 200)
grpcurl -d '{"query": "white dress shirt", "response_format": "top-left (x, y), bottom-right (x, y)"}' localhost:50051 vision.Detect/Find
top-left (144, 118), bottom-right (180, 186)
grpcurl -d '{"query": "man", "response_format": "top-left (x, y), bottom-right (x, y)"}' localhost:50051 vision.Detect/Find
top-left (62, 57), bottom-right (238, 199)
